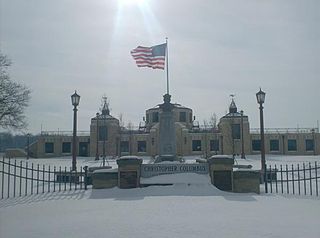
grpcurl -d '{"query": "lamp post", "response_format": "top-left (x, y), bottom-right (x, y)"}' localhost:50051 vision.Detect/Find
top-left (103, 116), bottom-right (106, 167)
top-left (95, 113), bottom-right (100, 161)
top-left (26, 133), bottom-right (31, 160)
top-left (203, 120), bottom-right (208, 159)
top-left (311, 128), bottom-right (316, 156)
top-left (71, 91), bottom-right (80, 171)
top-left (240, 110), bottom-right (245, 159)
top-left (256, 88), bottom-right (267, 192)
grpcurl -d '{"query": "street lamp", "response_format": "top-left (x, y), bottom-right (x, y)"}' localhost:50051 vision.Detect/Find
top-left (311, 128), bottom-right (316, 156)
top-left (26, 133), bottom-right (31, 160)
top-left (102, 115), bottom-right (106, 167)
top-left (240, 110), bottom-right (245, 159)
top-left (256, 88), bottom-right (267, 192)
top-left (71, 91), bottom-right (80, 171)
top-left (95, 113), bottom-right (100, 161)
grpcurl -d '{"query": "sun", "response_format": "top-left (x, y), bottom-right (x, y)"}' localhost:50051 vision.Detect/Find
top-left (118, 0), bottom-right (147, 6)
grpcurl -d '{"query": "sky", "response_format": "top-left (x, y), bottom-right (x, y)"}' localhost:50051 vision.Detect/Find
top-left (0, 0), bottom-right (319, 134)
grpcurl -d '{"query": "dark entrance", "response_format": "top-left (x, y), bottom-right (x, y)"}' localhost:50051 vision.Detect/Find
top-left (79, 142), bottom-right (89, 157)
top-left (213, 171), bottom-right (232, 191)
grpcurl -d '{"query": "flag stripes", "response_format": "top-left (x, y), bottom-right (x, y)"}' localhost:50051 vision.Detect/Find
top-left (131, 44), bottom-right (166, 70)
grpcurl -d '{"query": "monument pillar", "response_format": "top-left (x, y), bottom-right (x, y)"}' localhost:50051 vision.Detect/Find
top-left (158, 94), bottom-right (177, 161)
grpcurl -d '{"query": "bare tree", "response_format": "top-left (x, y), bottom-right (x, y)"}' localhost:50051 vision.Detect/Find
top-left (0, 53), bottom-right (31, 130)
top-left (209, 113), bottom-right (218, 129)
top-left (203, 119), bottom-right (208, 159)
top-left (119, 113), bottom-right (125, 128)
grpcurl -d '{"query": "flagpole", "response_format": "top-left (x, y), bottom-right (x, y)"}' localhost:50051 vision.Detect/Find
top-left (166, 37), bottom-right (169, 95)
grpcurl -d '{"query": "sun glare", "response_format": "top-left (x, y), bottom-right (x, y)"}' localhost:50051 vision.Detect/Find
top-left (113, 0), bottom-right (163, 47)
top-left (118, 0), bottom-right (146, 7)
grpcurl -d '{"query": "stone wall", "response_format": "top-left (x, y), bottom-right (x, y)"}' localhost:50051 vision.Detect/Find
top-left (5, 148), bottom-right (27, 158)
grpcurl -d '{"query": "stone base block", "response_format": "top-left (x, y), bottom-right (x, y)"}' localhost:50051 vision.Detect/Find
top-left (92, 169), bottom-right (118, 189)
top-left (233, 170), bottom-right (260, 194)
top-left (86, 166), bottom-right (112, 185)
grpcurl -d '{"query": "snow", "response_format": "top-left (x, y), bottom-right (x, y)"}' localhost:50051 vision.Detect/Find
top-left (1, 155), bottom-right (320, 238)
top-left (93, 168), bottom-right (118, 173)
top-left (209, 155), bottom-right (233, 159)
top-left (1, 186), bottom-right (320, 238)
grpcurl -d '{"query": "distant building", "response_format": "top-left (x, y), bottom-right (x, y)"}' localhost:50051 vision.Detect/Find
top-left (29, 97), bottom-right (319, 158)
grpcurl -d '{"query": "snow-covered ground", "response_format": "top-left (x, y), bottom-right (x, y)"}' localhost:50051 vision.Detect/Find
top-left (1, 155), bottom-right (320, 238)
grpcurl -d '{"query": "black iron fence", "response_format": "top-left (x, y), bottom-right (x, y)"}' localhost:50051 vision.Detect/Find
top-left (265, 162), bottom-right (319, 196)
top-left (1, 157), bottom-right (88, 199)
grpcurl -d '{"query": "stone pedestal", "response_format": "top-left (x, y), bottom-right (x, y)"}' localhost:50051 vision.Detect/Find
top-left (233, 170), bottom-right (260, 194)
top-left (116, 156), bottom-right (143, 189)
top-left (208, 155), bottom-right (234, 191)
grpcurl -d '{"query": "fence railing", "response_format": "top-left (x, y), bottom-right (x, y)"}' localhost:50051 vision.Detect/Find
top-left (1, 158), bottom-right (88, 199)
top-left (40, 130), bottom-right (90, 136)
top-left (265, 162), bottom-right (319, 196)
top-left (251, 127), bottom-right (318, 134)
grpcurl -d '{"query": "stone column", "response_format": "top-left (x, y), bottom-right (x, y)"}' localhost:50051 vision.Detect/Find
top-left (208, 156), bottom-right (234, 191)
top-left (116, 156), bottom-right (143, 189)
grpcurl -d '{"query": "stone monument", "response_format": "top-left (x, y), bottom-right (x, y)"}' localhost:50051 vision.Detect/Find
top-left (156, 94), bottom-right (177, 162)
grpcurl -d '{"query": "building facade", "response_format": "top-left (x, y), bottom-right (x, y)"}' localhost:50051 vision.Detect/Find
top-left (30, 97), bottom-right (319, 158)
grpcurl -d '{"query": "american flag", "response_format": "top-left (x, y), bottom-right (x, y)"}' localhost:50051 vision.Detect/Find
top-left (130, 43), bottom-right (166, 70)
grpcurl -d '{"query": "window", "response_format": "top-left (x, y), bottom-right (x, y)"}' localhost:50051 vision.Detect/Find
top-left (252, 140), bottom-right (261, 151)
top-left (179, 112), bottom-right (186, 122)
top-left (45, 142), bottom-right (54, 153)
top-left (288, 139), bottom-right (297, 151)
top-left (270, 140), bottom-right (279, 152)
top-left (99, 126), bottom-right (108, 141)
top-left (232, 124), bottom-right (240, 139)
top-left (192, 140), bottom-right (202, 151)
top-left (152, 112), bottom-right (159, 122)
top-left (137, 141), bottom-right (147, 152)
top-left (79, 142), bottom-right (89, 157)
top-left (62, 142), bottom-right (71, 153)
top-left (120, 141), bottom-right (129, 153)
top-left (189, 114), bottom-right (193, 123)
top-left (306, 139), bottom-right (314, 151)
top-left (146, 114), bottom-right (149, 123)
top-left (210, 140), bottom-right (219, 151)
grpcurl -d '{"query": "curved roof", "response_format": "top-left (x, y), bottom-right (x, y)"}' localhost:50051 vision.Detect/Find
top-left (146, 103), bottom-right (192, 112)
